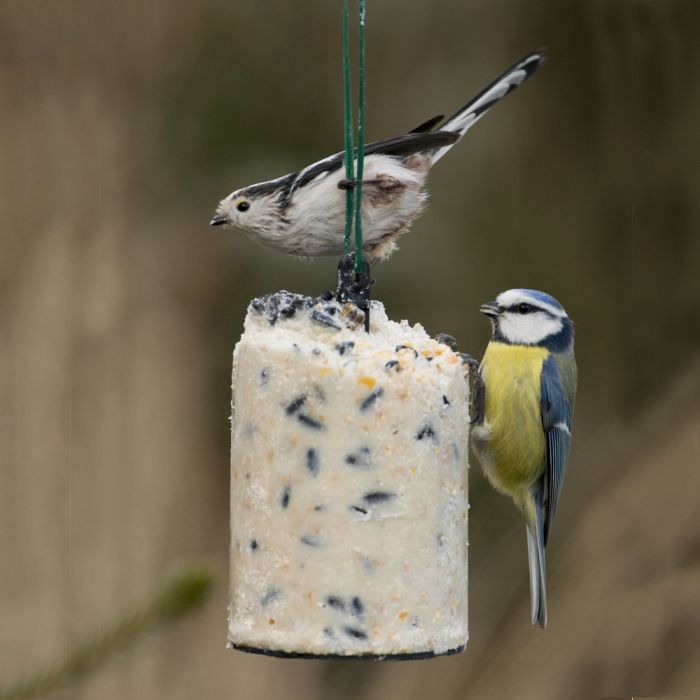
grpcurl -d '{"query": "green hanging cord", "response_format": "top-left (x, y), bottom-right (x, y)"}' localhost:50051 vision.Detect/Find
top-left (353, 0), bottom-right (367, 273)
top-left (342, 0), bottom-right (355, 255)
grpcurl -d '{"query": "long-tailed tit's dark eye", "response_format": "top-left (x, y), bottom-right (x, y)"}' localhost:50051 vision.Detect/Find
top-left (237, 200), bottom-right (250, 212)
top-left (517, 303), bottom-right (532, 314)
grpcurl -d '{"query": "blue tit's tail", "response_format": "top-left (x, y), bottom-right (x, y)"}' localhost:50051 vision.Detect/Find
top-left (429, 51), bottom-right (546, 165)
top-left (526, 482), bottom-right (548, 628)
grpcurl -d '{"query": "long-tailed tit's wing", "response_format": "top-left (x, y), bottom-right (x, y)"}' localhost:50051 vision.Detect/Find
top-left (288, 131), bottom-right (459, 197)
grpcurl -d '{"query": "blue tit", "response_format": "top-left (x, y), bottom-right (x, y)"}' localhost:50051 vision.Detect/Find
top-left (471, 288), bottom-right (577, 628)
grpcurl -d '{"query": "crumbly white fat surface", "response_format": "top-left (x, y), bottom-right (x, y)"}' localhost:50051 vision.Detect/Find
top-left (230, 296), bottom-right (469, 656)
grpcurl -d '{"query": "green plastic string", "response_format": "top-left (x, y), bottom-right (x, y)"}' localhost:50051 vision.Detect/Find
top-left (353, 0), bottom-right (366, 273)
top-left (342, 0), bottom-right (354, 255)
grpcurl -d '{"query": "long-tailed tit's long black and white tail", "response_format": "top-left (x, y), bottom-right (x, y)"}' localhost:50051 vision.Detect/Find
top-left (429, 51), bottom-right (546, 164)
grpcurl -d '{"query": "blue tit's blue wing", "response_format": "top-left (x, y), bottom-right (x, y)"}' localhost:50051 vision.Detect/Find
top-left (540, 353), bottom-right (574, 544)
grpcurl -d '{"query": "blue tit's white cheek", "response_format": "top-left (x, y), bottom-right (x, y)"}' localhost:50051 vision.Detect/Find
top-left (498, 312), bottom-right (563, 345)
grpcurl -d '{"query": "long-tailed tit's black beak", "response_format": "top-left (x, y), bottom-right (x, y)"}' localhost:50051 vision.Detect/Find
top-left (210, 214), bottom-right (228, 226)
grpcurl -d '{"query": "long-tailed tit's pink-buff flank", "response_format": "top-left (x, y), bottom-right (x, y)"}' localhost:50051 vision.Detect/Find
top-left (210, 52), bottom-right (545, 260)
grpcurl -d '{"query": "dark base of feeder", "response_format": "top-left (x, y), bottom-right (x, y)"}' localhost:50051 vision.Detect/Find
top-left (229, 642), bottom-right (466, 661)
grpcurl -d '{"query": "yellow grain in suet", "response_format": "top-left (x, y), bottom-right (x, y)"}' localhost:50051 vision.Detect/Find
top-left (358, 375), bottom-right (376, 389)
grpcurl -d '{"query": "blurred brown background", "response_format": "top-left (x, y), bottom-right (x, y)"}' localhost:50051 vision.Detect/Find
top-left (1, 0), bottom-right (699, 698)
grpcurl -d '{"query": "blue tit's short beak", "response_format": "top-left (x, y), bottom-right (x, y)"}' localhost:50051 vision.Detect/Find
top-left (210, 214), bottom-right (228, 226)
top-left (479, 301), bottom-right (500, 317)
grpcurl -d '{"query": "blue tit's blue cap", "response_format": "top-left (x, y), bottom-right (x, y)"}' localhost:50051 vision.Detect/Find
top-left (514, 289), bottom-right (564, 311)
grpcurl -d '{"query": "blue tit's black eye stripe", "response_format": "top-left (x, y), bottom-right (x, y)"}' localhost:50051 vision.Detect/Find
top-left (506, 303), bottom-right (534, 314)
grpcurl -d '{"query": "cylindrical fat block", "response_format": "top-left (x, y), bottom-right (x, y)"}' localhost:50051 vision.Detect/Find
top-left (229, 292), bottom-right (469, 658)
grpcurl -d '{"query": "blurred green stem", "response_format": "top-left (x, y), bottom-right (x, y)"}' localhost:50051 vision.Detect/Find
top-left (0, 566), bottom-right (215, 700)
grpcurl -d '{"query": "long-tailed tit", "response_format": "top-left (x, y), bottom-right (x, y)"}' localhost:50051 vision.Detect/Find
top-left (210, 52), bottom-right (544, 260)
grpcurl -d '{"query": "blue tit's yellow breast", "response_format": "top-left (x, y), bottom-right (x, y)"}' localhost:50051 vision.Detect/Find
top-left (479, 342), bottom-right (548, 497)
